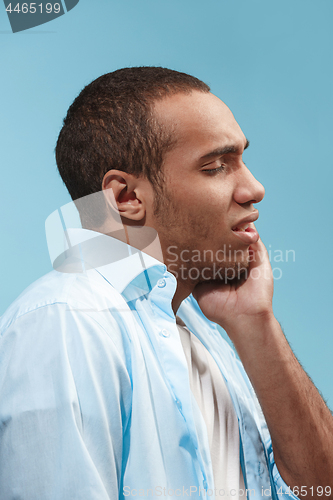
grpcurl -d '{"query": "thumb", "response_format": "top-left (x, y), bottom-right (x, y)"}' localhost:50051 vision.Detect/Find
top-left (248, 236), bottom-right (273, 288)
top-left (248, 235), bottom-right (267, 269)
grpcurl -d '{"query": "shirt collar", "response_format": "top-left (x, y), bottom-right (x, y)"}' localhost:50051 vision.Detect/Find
top-left (53, 228), bottom-right (173, 302)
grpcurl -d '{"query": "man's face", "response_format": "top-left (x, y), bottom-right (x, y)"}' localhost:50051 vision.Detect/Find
top-left (145, 91), bottom-right (265, 285)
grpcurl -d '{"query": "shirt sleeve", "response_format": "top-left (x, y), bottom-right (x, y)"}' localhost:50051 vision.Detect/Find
top-left (233, 357), bottom-right (301, 500)
top-left (268, 446), bottom-right (301, 500)
top-left (0, 302), bottom-right (132, 500)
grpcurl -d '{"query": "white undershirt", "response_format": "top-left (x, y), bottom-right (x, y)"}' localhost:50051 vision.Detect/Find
top-left (176, 317), bottom-right (246, 500)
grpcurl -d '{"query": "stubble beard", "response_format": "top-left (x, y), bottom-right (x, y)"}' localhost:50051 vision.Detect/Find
top-left (153, 188), bottom-right (251, 286)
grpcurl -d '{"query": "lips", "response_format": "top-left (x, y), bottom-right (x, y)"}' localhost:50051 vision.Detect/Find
top-left (232, 222), bottom-right (250, 232)
top-left (231, 212), bottom-right (259, 244)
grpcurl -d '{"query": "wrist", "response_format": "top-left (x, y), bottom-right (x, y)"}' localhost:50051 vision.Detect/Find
top-left (221, 308), bottom-right (275, 332)
top-left (222, 309), bottom-right (279, 345)
top-left (223, 313), bottom-right (288, 379)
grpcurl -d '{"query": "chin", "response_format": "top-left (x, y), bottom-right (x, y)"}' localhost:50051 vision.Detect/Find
top-left (222, 260), bottom-right (250, 280)
top-left (178, 260), bottom-right (250, 286)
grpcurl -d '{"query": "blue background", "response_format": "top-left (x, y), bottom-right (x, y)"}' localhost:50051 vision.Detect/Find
top-left (1, 0), bottom-right (332, 404)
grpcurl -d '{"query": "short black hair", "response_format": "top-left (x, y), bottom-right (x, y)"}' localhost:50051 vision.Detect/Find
top-left (55, 66), bottom-right (210, 203)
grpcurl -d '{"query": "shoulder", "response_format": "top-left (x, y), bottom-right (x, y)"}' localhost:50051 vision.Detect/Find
top-left (0, 269), bottom-right (131, 367)
top-left (0, 270), bottom-right (77, 333)
top-left (2, 268), bottom-right (122, 328)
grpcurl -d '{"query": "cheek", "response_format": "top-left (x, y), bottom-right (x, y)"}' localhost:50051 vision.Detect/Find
top-left (183, 206), bottom-right (229, 241)
top-left (164, 182), bottom-right (231, 233)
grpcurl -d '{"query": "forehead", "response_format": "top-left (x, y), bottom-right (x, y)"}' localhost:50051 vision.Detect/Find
top-left (153, 91), bottom-right (246, 159)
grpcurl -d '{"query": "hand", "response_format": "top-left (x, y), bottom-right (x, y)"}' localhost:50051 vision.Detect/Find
top-left (193, 233), bottom-right (274, 333)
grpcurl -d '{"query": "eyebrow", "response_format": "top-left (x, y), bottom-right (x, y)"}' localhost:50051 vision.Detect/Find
top-left (199, 139), bottom-right (250, 162)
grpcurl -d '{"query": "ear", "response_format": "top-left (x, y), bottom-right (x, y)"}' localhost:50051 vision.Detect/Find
top-left (102, 170), bottom-right (146, 221)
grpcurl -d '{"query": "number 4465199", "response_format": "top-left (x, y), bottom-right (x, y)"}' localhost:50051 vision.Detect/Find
top-left (6, 3), bottom-right (61, 14)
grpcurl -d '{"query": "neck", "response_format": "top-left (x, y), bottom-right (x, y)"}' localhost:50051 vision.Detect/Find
top-left (171, 279), bottom-right (195, 315)
top-left (91, 219), bottom-right (165, 264)
top-left (90, 221), bottom-right (195, 314)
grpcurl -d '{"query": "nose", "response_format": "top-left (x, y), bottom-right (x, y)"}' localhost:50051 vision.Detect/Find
top-left (233, 164), bottom-right (265, 206)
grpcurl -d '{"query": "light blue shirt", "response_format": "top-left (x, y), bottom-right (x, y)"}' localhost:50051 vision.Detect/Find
top-left (0, 229), bottom-right (299, 500)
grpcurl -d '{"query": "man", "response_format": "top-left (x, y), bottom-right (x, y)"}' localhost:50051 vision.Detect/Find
top-left (0, 67), bottom-right (332, 500)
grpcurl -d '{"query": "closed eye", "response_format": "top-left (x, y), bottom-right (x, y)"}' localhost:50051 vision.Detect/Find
top-left (202, 165), bottom-right (226, 175)
top-left (203, 166), bottom-right (225, 175)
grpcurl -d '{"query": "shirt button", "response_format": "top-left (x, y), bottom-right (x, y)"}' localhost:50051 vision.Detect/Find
top-left (157, 278), bottom-right (166, 288)
top-left (160, 329), bottom-right (170, 338)
top-left (175, 399), bottom-right (182, 410)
